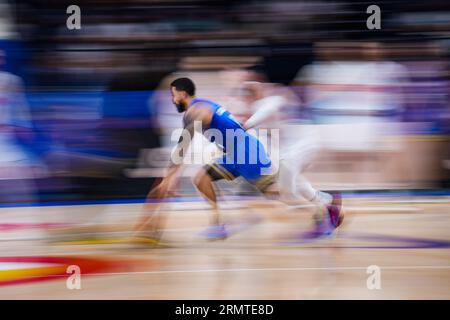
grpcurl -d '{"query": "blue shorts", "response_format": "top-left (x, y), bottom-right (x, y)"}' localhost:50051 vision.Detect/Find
top-left (203, 136), bottom-right (277, 192)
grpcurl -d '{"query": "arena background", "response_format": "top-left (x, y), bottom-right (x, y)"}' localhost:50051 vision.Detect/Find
top-left (0, 0), bottom-right (449, 300)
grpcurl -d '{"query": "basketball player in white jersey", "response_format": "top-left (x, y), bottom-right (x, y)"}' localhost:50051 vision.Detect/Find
top-left (241, 78), bottom-right (343, 237)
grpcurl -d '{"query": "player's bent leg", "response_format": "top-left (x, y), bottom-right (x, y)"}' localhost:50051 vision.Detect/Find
top-left (193, 165), bottom-right (230, 240)
top-left (285, 146), bottom-right (344, 231)
top-left (193, 167), bottom-right (220, 223)
top-left (277, 159), bottom-right (300, 203)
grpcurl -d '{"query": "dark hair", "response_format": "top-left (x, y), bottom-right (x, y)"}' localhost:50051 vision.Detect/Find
top-left (245, 64), bottom-right (267, 75)
top-left (245, 65), bottom-right (268, 82)
top-left (170, 77), bottom-right (196, 96)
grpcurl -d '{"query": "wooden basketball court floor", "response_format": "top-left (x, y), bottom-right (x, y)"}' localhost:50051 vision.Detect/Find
top-left (0, 194), bottom-right (449, 299)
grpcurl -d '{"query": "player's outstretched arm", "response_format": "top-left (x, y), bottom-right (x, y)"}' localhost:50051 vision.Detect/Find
top-left (162, 111), bottom-right (197, 189)
top-left (132, 113), bottom-right (196, 238)
top-left (243, 96), bottom-right (285, 130)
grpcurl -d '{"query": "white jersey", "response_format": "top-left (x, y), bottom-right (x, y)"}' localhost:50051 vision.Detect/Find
top-left (244, 85), bottom-right (320, 170)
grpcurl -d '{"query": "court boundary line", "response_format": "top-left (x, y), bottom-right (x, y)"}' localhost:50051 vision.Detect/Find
top-left (4, 265), bottom-right (450, 280)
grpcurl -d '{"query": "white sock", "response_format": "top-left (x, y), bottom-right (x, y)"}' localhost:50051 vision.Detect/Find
top-left (308, 190), bottom-right (332, 206)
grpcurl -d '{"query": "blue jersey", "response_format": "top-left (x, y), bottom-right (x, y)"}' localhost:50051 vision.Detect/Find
top-left (190, 98), bottom-right (244, 152)
top-left (189, 98), bottom-right (272, 182)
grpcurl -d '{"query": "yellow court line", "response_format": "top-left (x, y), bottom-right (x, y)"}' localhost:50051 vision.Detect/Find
top-left (0, 266), bottom-right (67, 282)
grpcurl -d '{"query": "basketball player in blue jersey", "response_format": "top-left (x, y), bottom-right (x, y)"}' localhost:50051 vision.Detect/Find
top-left (134, 77), bottom-right (278, 241)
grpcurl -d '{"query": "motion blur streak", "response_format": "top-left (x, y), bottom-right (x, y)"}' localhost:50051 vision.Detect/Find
top-left (0, 0), bottom-right (449, 299)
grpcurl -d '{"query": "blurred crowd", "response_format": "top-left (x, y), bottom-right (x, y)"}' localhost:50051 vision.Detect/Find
top-left (0, 0), bottom-right (449, 203)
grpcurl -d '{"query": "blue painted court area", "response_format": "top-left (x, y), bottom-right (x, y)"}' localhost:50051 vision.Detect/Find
top-left (0, 189), bottom-right (449, 209)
